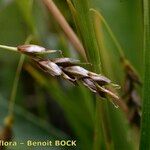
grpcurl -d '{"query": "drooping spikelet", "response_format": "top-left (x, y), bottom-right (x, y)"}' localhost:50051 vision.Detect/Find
top-left (17, 44), bottom-right (119, 101)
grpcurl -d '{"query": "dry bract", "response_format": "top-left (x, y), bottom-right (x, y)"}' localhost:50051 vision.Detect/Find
top-left (18, 45), bottom-right (46, 53)
top-left (82, 78), bottom-right (97, 93)
top-left (63, 66), bottom-right (89, 78)
top-left (51, 58), bottom-right (80, 67)
top-left (88, 72), bottom-right (111, 86)
top-left (123, 61), bottom-right (141, 127)
top-left (38, 60), bottom-right (62, 76)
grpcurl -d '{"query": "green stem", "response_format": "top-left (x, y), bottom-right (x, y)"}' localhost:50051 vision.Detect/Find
top-left (0, 45), bottom-right (18, 52)
top-left (140, 0), bottom-right (150, 149)
top-left (8, 55), bottom-right (25, 116)
top-left (8, 35), bottom-right (33, 116)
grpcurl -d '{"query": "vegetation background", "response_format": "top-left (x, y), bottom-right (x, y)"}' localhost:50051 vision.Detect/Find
top-left (0, 0), bottom-right (149, 150)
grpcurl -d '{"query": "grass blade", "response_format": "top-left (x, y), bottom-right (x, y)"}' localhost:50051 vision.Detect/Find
top-left (71, 0), bottom-right (101, 71)
top-left (71, 0), bottom-right (109, 149)
top-left (140, 0), bottom-right (150, 149)
top-left (92, 8), bottom-right (134, 150)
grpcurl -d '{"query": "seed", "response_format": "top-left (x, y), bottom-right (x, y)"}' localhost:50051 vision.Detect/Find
top-left (88, 72), bottom-right (111, 86)
top-left (38, 60), bottom-right (62, 76)
top-left (17, 44), bottom-right (46, 53)
top-left (51, 57), bottom-right (80, 67)
top-left (62, 72), bottom-right (77, 84)
top-left (82, 77), bottom-right (97, 93)
top-left (63, 66), bottom-right (89, 78)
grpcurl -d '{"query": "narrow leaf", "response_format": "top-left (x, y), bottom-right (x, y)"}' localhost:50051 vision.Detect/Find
top-left (140, 0), bottom-right (150, 149)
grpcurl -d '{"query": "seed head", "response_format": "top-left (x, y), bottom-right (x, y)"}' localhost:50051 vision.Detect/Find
top-left (17, 44), bottom-right (120, 103)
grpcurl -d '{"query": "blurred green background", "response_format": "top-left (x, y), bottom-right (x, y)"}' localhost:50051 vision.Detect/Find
top-left (0, 0), bottom-right (143, 150)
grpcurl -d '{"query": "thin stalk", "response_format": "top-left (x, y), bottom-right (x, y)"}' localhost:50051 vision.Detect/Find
top-left (0, 44), bottom-right (23, 116)
top-left (8, 55), bottom-right (25, 116)
top-left (42, 0), bottom-right (87, 60)
top-left (66, 0), bottom-right (83, 46)
top-left (8, 35), bottom-right (33, 116)
top-left (0, 45), bottom-right (18, 52)
top-left (66, 0), bottom-right (77, 18)
top-left (140, 0), bottom-right (150, 149)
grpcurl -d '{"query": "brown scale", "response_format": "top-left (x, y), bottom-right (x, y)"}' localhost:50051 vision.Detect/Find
top-left (123, 62), bottom-right (141, 127)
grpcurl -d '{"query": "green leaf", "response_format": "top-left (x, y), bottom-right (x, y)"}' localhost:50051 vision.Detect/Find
top-left (92, 8), bottom-right (135, 150)
top-left (107, 104), bottom-right (133, 150)
top-left (93, 0), bottom-right (143, 75)
top-left (70, 1), bottom-right (109, 149)
top-left (140, 0), bottom-right (150, 149)
top-left (71, 0), bottom-right (101, 72)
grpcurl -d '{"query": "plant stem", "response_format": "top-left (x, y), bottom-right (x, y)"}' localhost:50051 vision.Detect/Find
top-left (42, 0), bottom-right (87, 60)
top-left (0, 45), bottom-right (18, 52)
top-left (0, 44), bottom-right (23, 115)
top-left (8, 55), bottom-right (25, 116)
top-left (8, 35), bottom-right (33, 116)
top-left (140, 0), bottom-right (150, 149)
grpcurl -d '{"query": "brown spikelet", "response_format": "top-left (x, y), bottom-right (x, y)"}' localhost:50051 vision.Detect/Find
top-left (17, 44), bottom-right (120, 102)
top-left (17, 44), bottom-right (46, 53)
top-left (122, 60), bottom-right (141, 127)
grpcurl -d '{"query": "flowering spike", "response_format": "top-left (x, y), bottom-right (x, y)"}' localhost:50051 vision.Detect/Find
top-left (17, 44), bottom-right (120, 103)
